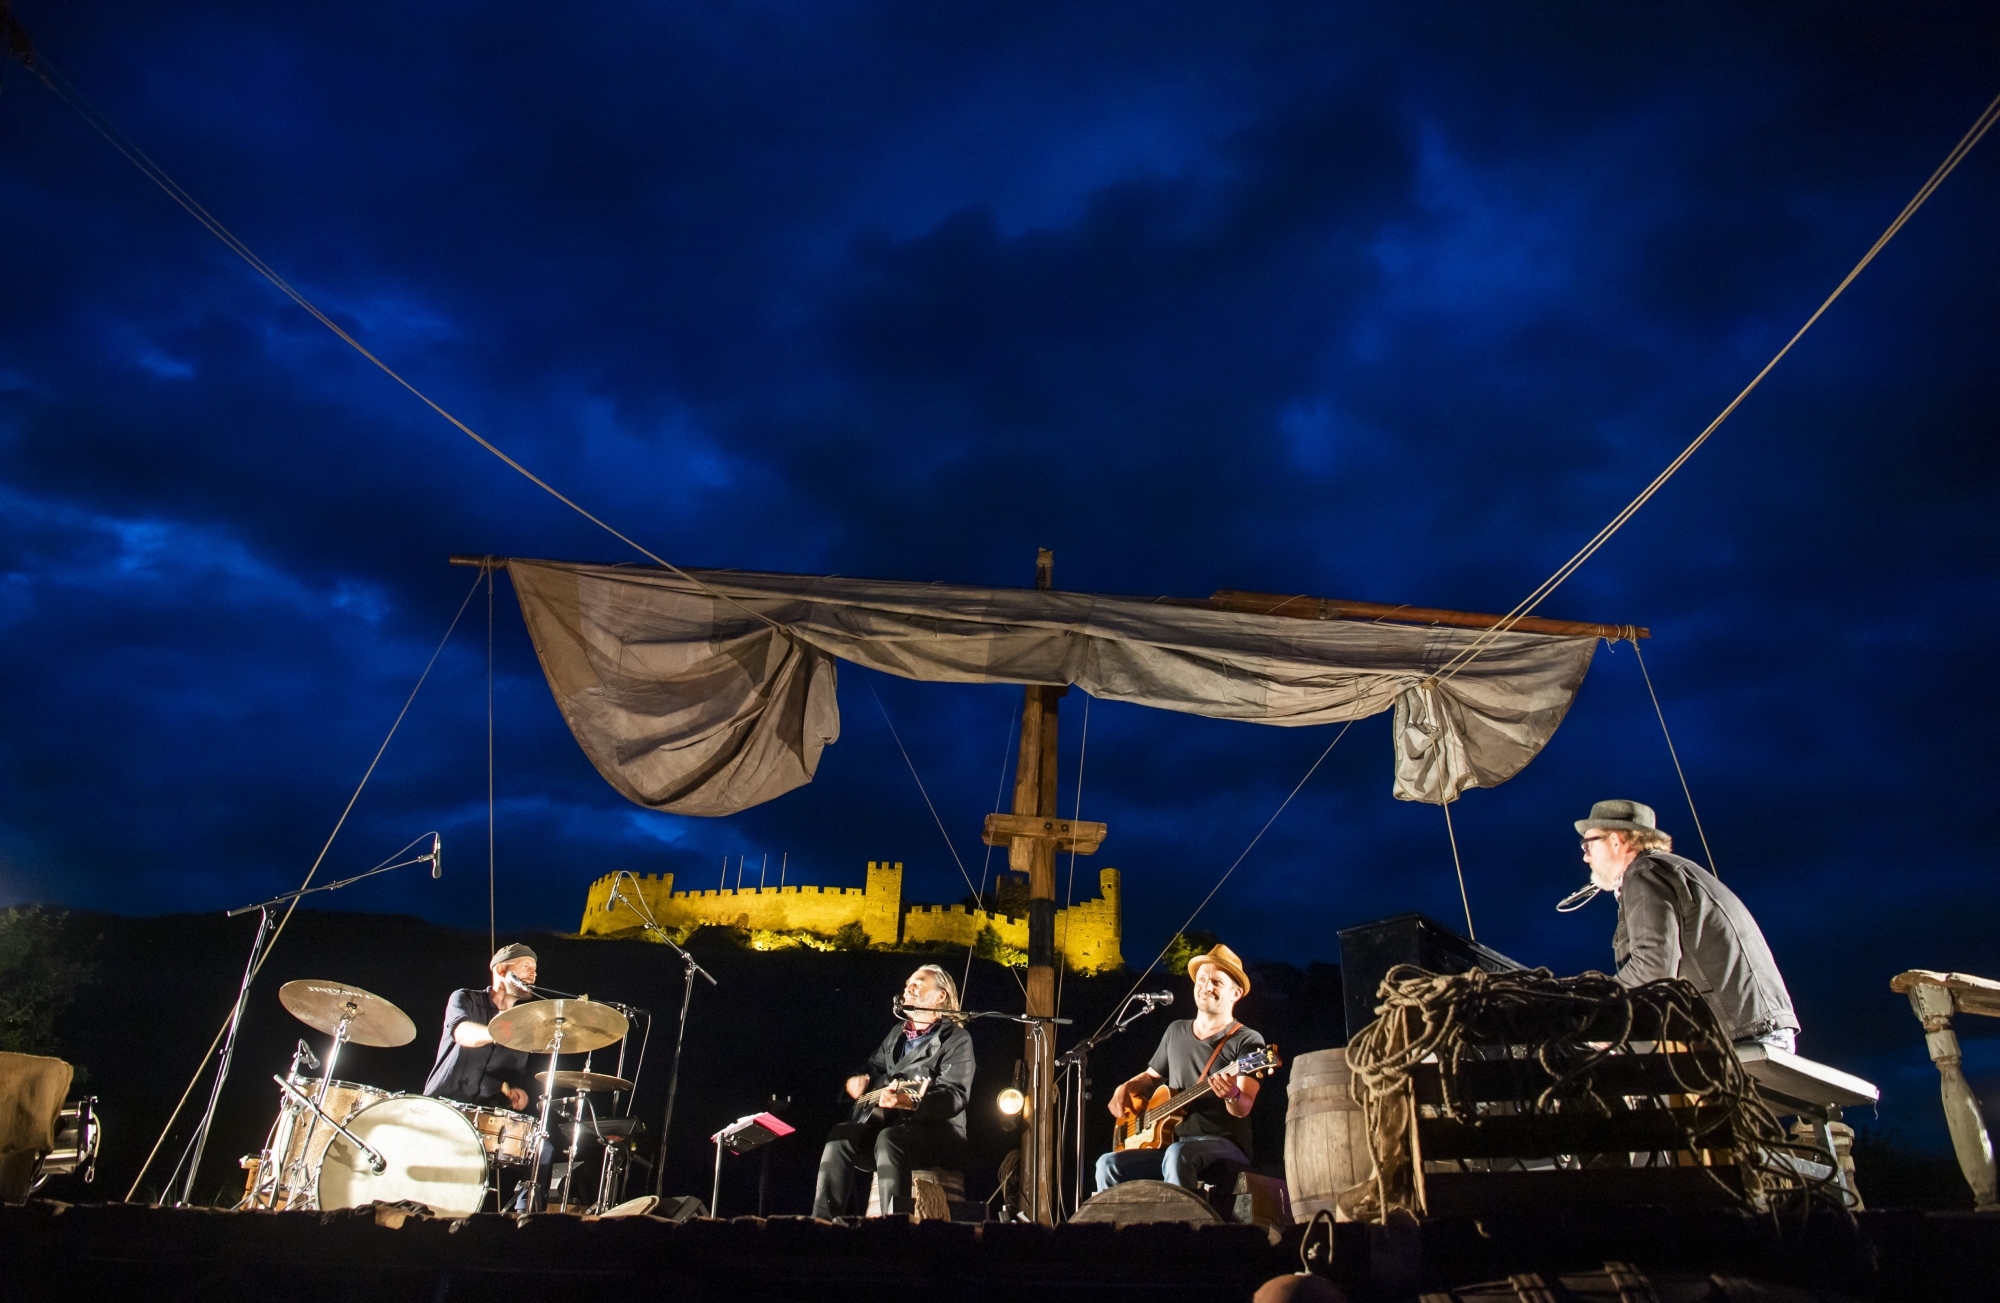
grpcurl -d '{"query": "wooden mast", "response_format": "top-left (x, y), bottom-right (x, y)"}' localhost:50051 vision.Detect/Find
top-left (982, 548), bottom-right (1108, 1224)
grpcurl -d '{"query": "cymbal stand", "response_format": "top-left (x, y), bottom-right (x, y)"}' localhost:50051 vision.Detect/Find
top-left (600, 869), bottom-right (715, 1201)
top-left (244, 1040), bottom-right (317, 1209)
top-left (526, 1020), bottom-right (568, 1213)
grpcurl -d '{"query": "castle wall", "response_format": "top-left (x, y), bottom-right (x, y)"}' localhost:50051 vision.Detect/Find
top-left (579, 861), bottom-right (1122, 972)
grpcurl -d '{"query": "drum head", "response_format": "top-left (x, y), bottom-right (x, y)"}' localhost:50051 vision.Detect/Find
top-left (317, 1096), bottom-right (489, 1218)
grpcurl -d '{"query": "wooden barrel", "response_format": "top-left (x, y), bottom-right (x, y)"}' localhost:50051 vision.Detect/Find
top-left (1283, 1047), bottom-right (1371, 1221)
top-left (1070, 1178), bottom-right (1223, 1225)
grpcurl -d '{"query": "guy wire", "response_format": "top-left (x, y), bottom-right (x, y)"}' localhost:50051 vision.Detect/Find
top-left (130, 570), bottom-right (484, 1201)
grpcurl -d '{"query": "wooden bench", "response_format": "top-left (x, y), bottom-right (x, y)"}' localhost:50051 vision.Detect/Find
top-left (1733, 1042), bottom-right (1876, 1206)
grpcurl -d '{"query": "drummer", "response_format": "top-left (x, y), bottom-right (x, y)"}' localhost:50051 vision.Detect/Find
top-left (422, 943), bottom-right (540, 1112)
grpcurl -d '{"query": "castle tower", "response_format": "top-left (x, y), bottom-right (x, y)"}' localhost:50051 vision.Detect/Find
top-left (862, 860), bottom-right (904, 945)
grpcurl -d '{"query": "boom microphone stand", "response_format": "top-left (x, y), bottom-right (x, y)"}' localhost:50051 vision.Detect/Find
top-left (599, 870), bottom-right (715, 1200)
top-left (1056, 990), bottom-right (1171, 1216)
top-left (170, 833), bottom-right (441, 1207)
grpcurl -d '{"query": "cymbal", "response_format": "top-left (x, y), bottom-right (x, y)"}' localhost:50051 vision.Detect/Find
top-left (487, 998), bottom-right (630, 1054)
top-left (278, 979), bottom-right (416, 1048)
top-left (536, 1070), bottom-right (635, 1094)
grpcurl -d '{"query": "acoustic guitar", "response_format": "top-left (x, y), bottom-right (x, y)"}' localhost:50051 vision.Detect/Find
top-left (1112, 1043), bottom-right (1281, 1151)
top-left (850, 1075), bottom-right (931, 1121)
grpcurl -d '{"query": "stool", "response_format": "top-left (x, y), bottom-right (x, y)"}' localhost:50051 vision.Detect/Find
top-left (863, 1167), bottom-right (965, 1221)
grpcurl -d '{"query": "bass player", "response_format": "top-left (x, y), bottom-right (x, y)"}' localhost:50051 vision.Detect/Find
top-left (811, 964), bottom-right (975, 1218)
top-left (1096, 943), bottom-right (1265, 1195)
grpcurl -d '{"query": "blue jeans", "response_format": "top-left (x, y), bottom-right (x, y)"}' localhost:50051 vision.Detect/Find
top-left (1095, 1136), bottom-right (1249, 1194)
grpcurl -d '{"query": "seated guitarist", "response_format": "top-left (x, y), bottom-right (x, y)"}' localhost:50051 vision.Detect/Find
top-left (811, 964), bottom-right (975, 1218)
top-left (1097, 944), bottom-right (1264, 1195)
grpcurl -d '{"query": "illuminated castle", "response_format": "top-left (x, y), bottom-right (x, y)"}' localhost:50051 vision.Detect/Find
top-left (578, 860), bottom-right (1123, 974)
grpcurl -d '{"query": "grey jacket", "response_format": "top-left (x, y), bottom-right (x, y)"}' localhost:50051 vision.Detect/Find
top-left (1612, 852), bottom-right (1799, 1043)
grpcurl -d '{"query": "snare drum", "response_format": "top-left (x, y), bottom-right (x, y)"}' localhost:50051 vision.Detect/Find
top-left (453, 1103), bottom-right (538, 1166)
top-left (318, 1095), bottom-right (490, 1218)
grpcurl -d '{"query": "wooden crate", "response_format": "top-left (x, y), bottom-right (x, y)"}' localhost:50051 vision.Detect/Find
top-left (1405, 1045), bottom-right (1749, 1217)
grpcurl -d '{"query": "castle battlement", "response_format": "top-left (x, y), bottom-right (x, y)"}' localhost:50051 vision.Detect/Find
top-left (579, 860), bottom-right (1122, 973)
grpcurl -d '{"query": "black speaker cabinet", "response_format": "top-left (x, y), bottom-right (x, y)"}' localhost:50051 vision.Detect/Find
top-left (1336, 912), bottom-right (1523, 1041)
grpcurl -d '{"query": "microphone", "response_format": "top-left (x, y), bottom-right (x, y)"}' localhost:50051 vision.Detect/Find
top-left (430, 833), bottom-right (443, 879)
top-left (1555, 882), bottom-right (1602, 913)
top-left (1136, 991), bottom-right (1174, 1007)
top-left (295, 1039), bottom-right (320, 1071)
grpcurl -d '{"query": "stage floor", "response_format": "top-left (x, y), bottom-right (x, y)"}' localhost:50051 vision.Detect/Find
top-left (3, 1200), bottom-right (1995, 1301)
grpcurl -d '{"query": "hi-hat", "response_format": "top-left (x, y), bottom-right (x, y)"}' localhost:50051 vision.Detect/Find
top-left (278, 980), bottom-right (416, 1047)
top-left (536, 1070), bottom-right (635, 1094)
top-left (487, 999), bottom-right (630, 1054)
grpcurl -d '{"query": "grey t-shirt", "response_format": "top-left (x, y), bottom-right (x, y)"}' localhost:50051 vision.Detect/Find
top-left (1147, 1019), bottom-right (1265, 1158)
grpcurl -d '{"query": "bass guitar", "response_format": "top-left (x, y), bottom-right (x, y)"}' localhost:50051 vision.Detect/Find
top-left (1112, 1043), bottom-right (1281, 1151)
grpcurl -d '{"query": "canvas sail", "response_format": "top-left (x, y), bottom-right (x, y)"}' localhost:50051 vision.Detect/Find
top-left (505, 559), bottom-right (1597, 816)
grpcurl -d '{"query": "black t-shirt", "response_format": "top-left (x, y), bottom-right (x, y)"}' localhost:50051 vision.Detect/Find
top-left (1147, 1019), bottom-right (1265, 1159)
top-left (421, 988), bottom-right (533, 1107)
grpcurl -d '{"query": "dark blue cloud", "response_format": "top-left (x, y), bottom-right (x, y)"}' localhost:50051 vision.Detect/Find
top-left (3, 1), bottom-right (1997, 1147)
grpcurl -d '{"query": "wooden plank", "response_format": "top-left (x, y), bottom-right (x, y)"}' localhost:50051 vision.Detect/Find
top-left (1891, 969), bottom-right (2000, 1019)
top-left (1418, 1166), bottom-right (1743, 1217)
top-left (1411, 1051), bottom-right (1734, 1106)
top-left (1415, 1106), bottom-right (1737, 1160)
top-left (1205, 590), bottom-right (1648, 641)
top-left (981, 812), bottom-right (1106, 853)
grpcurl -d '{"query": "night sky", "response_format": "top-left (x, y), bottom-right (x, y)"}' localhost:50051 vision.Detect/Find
top-left (2, 4), bottom-right (1996, 1146)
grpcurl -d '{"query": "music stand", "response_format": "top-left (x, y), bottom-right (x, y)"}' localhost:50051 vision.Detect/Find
top-left (709, 1112), bottom-right (794, 1217)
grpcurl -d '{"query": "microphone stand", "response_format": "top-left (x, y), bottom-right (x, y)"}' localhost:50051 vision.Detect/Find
top-left (170, 833), bottom-right (441, 1207)
top-left (1056, 992), bottom-right (1169, 1217)
top-left (600, 870), bottom-right (716, 1201)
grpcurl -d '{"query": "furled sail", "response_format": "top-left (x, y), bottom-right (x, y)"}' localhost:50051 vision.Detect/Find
top-left (505, 559), bottom-right (1598, 816)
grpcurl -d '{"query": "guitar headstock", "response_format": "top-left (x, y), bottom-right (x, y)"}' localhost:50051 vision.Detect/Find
top-left (1236, 1044), bottom-right (1281, 1078)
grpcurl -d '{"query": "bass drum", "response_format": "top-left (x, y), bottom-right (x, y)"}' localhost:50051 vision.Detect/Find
top-left (317, 1095), bottom-right (490, 1218)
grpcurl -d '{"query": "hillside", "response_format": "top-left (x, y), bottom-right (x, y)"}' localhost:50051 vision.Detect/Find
top-left (34, 909), bottom-right (1346, 1214)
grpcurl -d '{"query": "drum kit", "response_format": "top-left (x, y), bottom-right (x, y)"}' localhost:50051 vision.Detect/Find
top-left (239, 980), bottom-right (641, 1216)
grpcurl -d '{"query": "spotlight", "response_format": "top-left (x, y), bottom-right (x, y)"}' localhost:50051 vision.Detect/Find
top-left (996, 1087), bottom-right (1026, 1117)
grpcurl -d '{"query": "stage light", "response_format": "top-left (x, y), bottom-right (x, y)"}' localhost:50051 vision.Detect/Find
top-left (996, 1087), bottom-right (1026, 1117)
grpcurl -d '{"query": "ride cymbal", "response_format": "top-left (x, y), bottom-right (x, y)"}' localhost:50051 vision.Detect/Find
top-left (278, 980), bottom-right (416, 1047)
top-left (486, 998), bottom-right (629, 1054)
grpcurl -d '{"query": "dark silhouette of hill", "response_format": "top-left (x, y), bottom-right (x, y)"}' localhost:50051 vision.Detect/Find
top-left (42, 909), bottom-right (1346, 1213)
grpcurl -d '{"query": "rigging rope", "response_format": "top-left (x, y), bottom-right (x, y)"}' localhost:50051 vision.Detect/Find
top-left (1441, 794), bottom-right (1474, 941)
top-left (128, 571), bottom-right (485, 1202)
top-left (1629, 637), bottom-right (1719, 877)
top-left (1084, 718), bottom-right (1354, 1042)
top-left (1433, 88), bottom-right (2000, 686)
top-left (961, 707), bottom-right (1018, 1001)
top-left (486, 567), bottom-right (497, 951)
top-left (870, 684), bottom-right (1026, 996)
top-left (8, 43), bottom-right (782, 635)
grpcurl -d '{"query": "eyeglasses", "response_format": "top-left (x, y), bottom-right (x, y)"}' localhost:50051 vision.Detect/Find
top-left (1579, 834), bottom-right (1610, 850)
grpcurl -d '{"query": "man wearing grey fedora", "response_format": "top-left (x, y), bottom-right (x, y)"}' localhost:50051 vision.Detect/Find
top-left (1573, 799), bottom-right (1800, 1051)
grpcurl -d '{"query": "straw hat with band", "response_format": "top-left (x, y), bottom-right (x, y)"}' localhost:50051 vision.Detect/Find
top-left (1186, 943), bottom-right (1251, 997)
